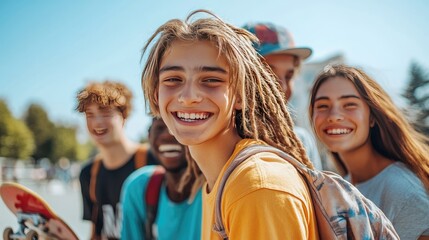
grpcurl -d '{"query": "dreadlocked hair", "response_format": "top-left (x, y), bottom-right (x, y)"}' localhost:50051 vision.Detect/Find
top-left (142, 9), bottom-right (314, 199)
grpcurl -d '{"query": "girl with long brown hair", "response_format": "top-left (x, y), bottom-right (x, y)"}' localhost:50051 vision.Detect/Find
top-left (309, 64), bottom-right (429, 240)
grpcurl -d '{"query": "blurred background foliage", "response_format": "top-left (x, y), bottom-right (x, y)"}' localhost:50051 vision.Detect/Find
top-left (402, 62), bottom-right (429, 136)
top-left (0, 100), bottom-right (95, 164)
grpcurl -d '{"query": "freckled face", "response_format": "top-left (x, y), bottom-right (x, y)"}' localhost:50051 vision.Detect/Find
top-left (312, 77), bottom-right (373, 154)
top-left (157, 40), bottom-right (240, 146)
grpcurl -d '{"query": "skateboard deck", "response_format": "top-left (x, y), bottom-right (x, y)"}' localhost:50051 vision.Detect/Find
top-left (0, 182), bottom-right (79, 240)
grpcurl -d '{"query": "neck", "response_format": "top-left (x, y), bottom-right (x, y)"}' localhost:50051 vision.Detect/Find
top-left (165, 169), bottom-right (191, 202)
top-left (97, 137), bottom-right (139, 169)
top-left (188, 129), bottom-right (242, 192)
top-left (339, 142), bottom-right (393, 184)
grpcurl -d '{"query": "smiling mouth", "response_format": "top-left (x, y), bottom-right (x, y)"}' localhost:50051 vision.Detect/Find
top-left (325, 128), bottom-right (352, 135)
top-left (93, 128), bottom-right (108, 135)
top-left (176, 112), bottom-right (210, 122)
top-left (158, 144), bottom-right (182, 158)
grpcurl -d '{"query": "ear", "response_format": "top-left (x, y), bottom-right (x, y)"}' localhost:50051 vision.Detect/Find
top-left (234, 96), bottom-right (242, 110)
top-left (154, 90), bottom-right (159, 106)
top-left (370, 115), bottom-right (376, 127)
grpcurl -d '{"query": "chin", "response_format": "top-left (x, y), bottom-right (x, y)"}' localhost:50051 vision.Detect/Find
top-left (163, 163), bottom-right (188, 174)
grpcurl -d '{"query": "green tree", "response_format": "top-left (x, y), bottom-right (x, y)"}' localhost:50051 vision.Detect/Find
top-left (0, 99), bottom-right (35, 159)
top-left (23, 103), bottom-right (55, 161)
top-left (50, 126), bottom-right (79, 162)
top-left (76, 140), bottom-right (96, 161)
top-left (402, 62), bottom-right (429, 135)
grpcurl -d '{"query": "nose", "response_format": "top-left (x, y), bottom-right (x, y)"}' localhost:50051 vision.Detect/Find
top-left (178, 82), bottom-right (202, 105)
top-left (94, 114), bottom-right (104, 123)
top-left (327, 107), bottom-right (344, 123)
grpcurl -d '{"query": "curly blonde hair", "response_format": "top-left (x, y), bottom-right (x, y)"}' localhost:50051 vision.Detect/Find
top-left (76, 80), bottom-right (133, 119)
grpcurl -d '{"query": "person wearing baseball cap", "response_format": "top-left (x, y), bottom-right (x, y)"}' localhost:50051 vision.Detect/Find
top-left (243, 22), bottom-right (323, 170)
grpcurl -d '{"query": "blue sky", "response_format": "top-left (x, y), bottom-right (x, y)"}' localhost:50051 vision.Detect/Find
top-left (1, 0), bottom-right (428, 142)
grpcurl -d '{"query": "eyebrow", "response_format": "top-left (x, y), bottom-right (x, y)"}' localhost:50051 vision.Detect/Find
top-left (314, 94), bottom-right (361, 102)
top-left (159, 65), bottom-right (228, 74)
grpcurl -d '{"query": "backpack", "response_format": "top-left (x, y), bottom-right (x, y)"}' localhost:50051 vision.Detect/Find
top-left (213, 144), bottom-right (399, 240)
top-left (144, 165), bottom-right (166, 240)
top-left (89, 144), bottom-right (149, 238)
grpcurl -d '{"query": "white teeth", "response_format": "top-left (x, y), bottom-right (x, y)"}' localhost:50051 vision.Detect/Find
top-left (326, 128), bottom-right (351, 135)
top-left (162, 152), bottom-right (181, 158)
top-left (177, 112), bottom-right (209, 121)
top-left (159, 144), bottom-right (182, 158)
top-left (94, 128), bottom-right (107, 134)
top-left (159, 144), bottom-right (182, 152)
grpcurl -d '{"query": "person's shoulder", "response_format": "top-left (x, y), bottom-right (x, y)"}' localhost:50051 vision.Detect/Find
top-left (379, 162), bottom-right (428, 199)
top-left (79, 157), bottom-right (96, 179)
top-left (228, 152), bottom-right (306, 198)
top-left (380, 163), bottom-right (429, 227)
top-left (123, 165), bottom-right (160, 189)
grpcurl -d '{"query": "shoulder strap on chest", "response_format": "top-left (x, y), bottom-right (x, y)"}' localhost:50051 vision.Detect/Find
top-left (135, 143), bottom-right (149, 169)
top-left (89, 144), bottom-right (149, 203)
top-left (213, 144), bottom-right (399, 240)
top-left (144, 166), bottom-right (166, 240)
top-left (90, 154), bottom-right (102, 203)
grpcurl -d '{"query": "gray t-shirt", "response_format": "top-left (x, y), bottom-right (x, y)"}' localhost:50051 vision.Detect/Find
top-left (294, 126), bottom-right (322, 170)
top-left (354, 162), bottom-right (429, 240)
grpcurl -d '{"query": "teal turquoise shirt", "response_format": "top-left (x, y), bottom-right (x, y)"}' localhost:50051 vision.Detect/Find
top-left (121, 165), bottom-right (202, 240)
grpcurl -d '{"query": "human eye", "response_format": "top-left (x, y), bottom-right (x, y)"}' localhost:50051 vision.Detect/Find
top-left (285, 70), bottom-right (294, 81)
top-left (97, 108), bottom-right (115, 118)
top-left (154, 125), bottom-right (165, 134)
top-left (344, 102), bottom-right (358, 109)
top-left (102, 112), bottom-right (113, 118)
top-left (161, 76), bottom-right (182, 86)
top-left (202, 77), bottom-right (224, 87)
top-left (314, 101), bottom-right (329, 111)
top-left (316, 104), bottom-right (328, 110)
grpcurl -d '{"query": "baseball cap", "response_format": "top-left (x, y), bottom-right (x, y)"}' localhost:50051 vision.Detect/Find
top-left (242, 22), bottom-right (312, 60)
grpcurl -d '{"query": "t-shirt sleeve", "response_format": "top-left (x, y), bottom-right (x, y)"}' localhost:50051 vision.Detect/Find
top-left (224, 188), bottom-right (314, 240)
top-left (120, 166), bottom-right (156, 240)
top-left (79, 162), bottom-right (93, 221)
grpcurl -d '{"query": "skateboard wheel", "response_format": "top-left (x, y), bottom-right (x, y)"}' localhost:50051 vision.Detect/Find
top-left (3, 227), bottom-right (13, 240)
top-left (26, 230), bottom-right (39, 240)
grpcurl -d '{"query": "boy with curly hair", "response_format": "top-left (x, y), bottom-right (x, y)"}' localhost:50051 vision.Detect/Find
top-left (76, 80), bottom-right (157, 240)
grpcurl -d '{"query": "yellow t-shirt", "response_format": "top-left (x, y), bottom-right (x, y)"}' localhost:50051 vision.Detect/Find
top-left (202, 139), bottom-right (319, 240)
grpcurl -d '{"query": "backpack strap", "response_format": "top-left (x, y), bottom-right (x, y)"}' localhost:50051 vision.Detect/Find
top-left (135, 143), bottom-right (149, 169)
top-left (90, 144), bottom-right (150, 203)
top-left (90, 155), bottom-right (102, 204)
top-left (89, 155), bottom-right (102, 239)
top-left (213, 144), bottom-right (399, 239)
top-left (144, 166), bottom-right (166, 240)
top-left (88, 144), bottom-right (149, 238)
top-left (213, 144), bottom-right (300, 240)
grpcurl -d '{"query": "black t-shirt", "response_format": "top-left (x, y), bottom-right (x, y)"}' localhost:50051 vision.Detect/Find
top-left (79, 150), bottom-right (158, 239)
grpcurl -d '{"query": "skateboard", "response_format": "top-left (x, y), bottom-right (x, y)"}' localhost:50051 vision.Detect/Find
top-left (0, 182), bottom-right (79, 240)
